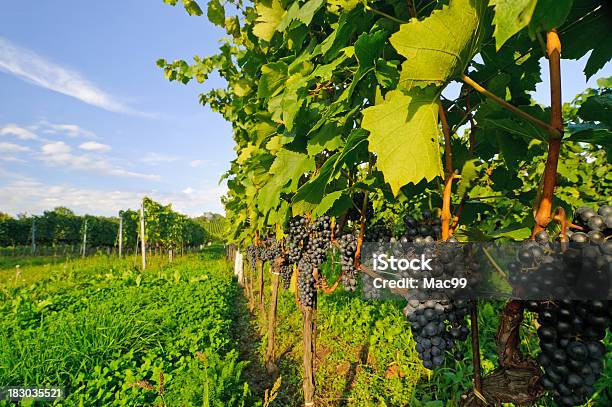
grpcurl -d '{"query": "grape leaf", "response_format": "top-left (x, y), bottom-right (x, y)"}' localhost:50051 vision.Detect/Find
top-left (490, 226), bottom-right (532, 240)
top-left (457, 159), bottom-right (480, 197)
top-left (389, 0), bottom-right (488, 90)
top-left (292, 129), bottom-right (368, 215)
top-left (577, 93), bottom-right (612, 126)
top-left (566, 123), bottom-right (612, 152)
top-left (490, 0), bottom-right (537, 50)
top-left (270, 149), bottom-right (315, 191)
top-left (483, 117), bottom-right (548, 142)
top-left (207, 0), bottom-right (224, 25)
top-left (258, 62), bottom-right (288, 99)
top-left (267, 73), bottom-right (307, 130)
top-left (253, 0), bottom-right (285, 42)
top-left (183, 0), bottom-right (203, 16)
top-left (361, 88), bottom-right (443, 195)
top-left (225, 16), bottom-right (241, 38)
top-left (561, 0), bottom-right (612, 79)
top-left (527, 0), bottom-right (573, 39)
top-left (311, 191), bottom-right (351, 218)
top-left (257, 149), bottom-right (315, 213)
top-left (277, 0), bottom-right (325, 31)
top-left (307, 122), bottom-right (344, 155)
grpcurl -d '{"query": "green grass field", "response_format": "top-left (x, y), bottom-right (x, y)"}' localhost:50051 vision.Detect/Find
top-left (1, 248), bottom-right (610, 406)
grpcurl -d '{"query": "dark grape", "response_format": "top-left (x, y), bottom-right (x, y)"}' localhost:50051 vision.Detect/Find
top-left (404, 299), bottom-right (470, 369)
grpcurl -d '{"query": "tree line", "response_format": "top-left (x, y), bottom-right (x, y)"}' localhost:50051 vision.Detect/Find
top-left (0, 198), bottom-right (220, 252)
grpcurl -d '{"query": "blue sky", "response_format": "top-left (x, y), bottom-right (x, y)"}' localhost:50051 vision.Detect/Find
top-left (0, 2), bottom-right (610, 217)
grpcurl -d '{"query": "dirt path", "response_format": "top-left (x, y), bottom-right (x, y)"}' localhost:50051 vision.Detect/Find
top-left (231, 280), bottom-right (303, 405)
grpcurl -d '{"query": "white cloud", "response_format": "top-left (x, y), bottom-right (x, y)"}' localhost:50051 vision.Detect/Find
top-left (37, 141), bottom-right (159, 180)
top-left (0, 36), bottom-right (143, 115)
top-left (140, 152), bottom-right (179, 165)
top-left (41, 140), bottom-right (71, 156)
top-left (0, 123), bottom-right (38, 140)
top-left (39, 121), bottom-right (97, 138)
top-left (0, 142), bottom-right (30, 162)
top-left (0, 178), bottom-right (226, 217)
top-left (189, 159), bottom-right (218, 168)
top-left (182, 187), bottom-right (194, 194)
top-left (0, 142), bottom-right (30, 153)
top-left (79, 141), bottom-right (110, 153)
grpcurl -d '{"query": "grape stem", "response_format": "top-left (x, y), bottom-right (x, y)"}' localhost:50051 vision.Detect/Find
top-left (439, 103), bottom-right (454, 176)
top-left (449, 197), bottom-right (466, 234)
top-left (470, 301), bottom-right (484, 404)
top-left (461, 74), bottom-right (561, 139)
top-left (466, 94), bottom-right (476, 155)
top-left (532, 30), bottom-right (563, 237)
top-left (364, 4), bottom-right (408, 24)
top-left (353, 191), bottom-right (369, 268)
top-left (481, 246), bottom-right (507, 278)
top-left (313, 267), bottom-right (341, 294)
top-left (439, 104), bottom-right (456, 241)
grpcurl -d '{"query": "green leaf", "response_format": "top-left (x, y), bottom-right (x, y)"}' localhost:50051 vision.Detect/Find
top-left (597, 77), bottom-right (612, 89)
top-left (183, 0), bottom-right (203, 16)
top-left (234, 79), bottom-right (252, 97)
top-left (292, 153), bottom-right (339, 215)
top-left (253, 0), bottom-right (285, 42)
top-left (527, 0), bottom-right (573, 39)
top-left (490, 0), bottom-right (537, 49)
top-left (258, 175), bottom-right (287, 214)
top-left (206, 0), bottom-right (225, 25)
top-left (267, 74), bottom-right (306, 131)
top-left (495, 131), bottom-right (527, 170)
top-left (389, 0), bottom-right (488, 90)
top-left (269, 149), bottom-right (315, 192)
top-left (328, 0), bottom-right (359, 12)
top-left (257, 149), bottom-right (315, 214)
top-left (375, 59), bottom-right (400, 89)
top-left (577, 93), bottom-right (612, 126)
top-left (225, 16), bottom-right (241, 37)
top-left (490, 226), bottom-right (532, 240)
top-left (277, 0), bottom-right (325, 32)
top-left (343, 30), bottom-right (387, 97)
top-left (561, 1), bottom-right (612, 79)
top-left (258, 62), bottom-right (288, 99)
top-left (312, 191), bottom-right (345, 218)
top-left (483, 117), bottom-right (548, 142)
top-left (566, 123), bottom-right (612, 151)
top-left (355, 30), bottom-right (386, 69)
top-left (317, 8), bottom-right (364, 62)
top-left (457, 159), bottom-right (479, 197)
top-left (307, 123), bottom-right (344, 155)
top-left (361, 87), bottom-right (443, 195)
top-left (292, 130), bottom-right (368, 215)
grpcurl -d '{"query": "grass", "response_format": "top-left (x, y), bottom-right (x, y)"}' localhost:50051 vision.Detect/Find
top-left (0, 246), bottom-right (252, 406)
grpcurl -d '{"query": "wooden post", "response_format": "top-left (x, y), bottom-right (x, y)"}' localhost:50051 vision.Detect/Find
top-left (257, 259), bottom-right (265, 317)
top-left (140, 201), bottom-right (146, 270)
top-left (169, 248), bottom-right (173, 263)
top-left (118, 215), bottom-right (123, 258)
top-left (266, 262), bottom-right (281, 374)
top-left (303, 302), bottom-right (316, 406)
top-left (81, 218), bottom-right (88, 258)
top-left (31, 219), bottom-right (36, 255)
top-left (470, 301), bottom-right (483, 398)
top-left (248, 260), bottom-right (255, 311)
